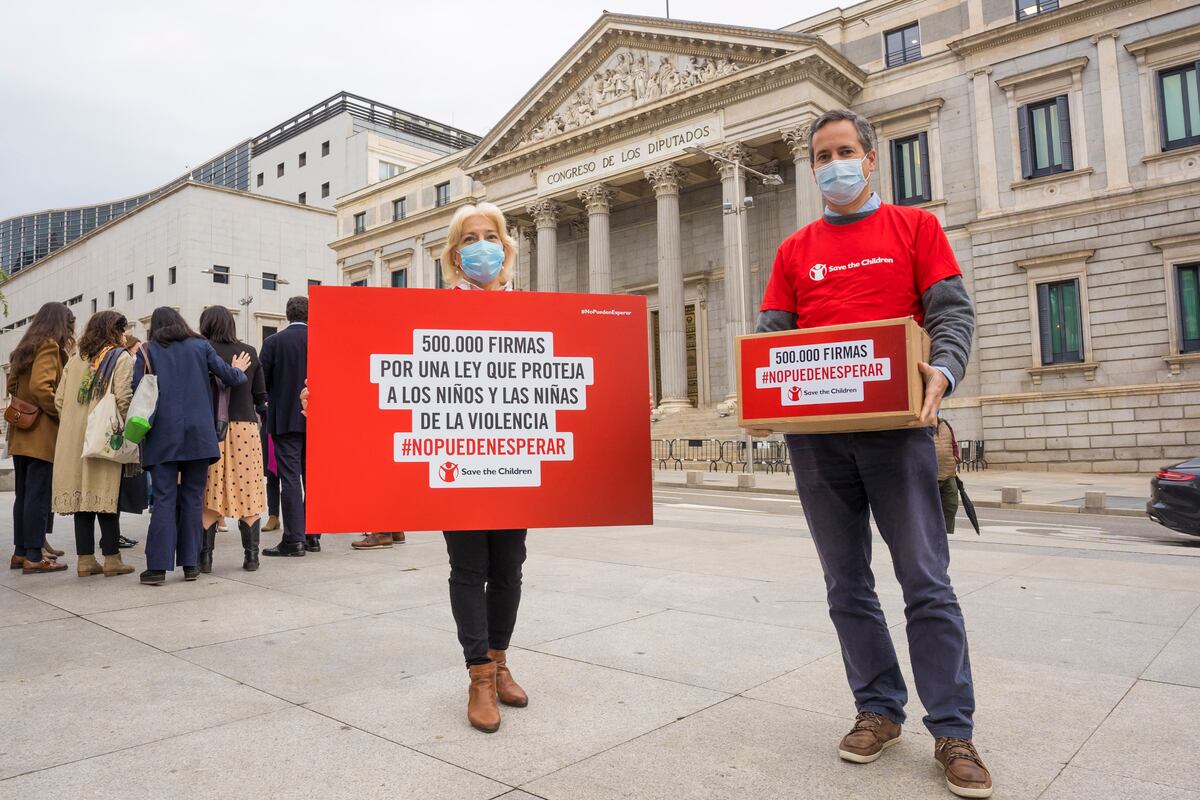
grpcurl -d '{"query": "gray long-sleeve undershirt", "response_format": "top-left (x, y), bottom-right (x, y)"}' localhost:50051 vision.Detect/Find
top-left (754, 207), bottom-right (975, 394)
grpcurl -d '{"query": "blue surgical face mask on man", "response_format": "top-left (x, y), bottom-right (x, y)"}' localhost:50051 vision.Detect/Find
top-left (814, 156), bottom-right (870, 206)
top-left (458, 240), bottom-right (505, 283)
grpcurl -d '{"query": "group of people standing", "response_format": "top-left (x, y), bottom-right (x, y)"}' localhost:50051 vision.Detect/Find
top-left (7, 107), bottom-right (993, 798)
top-left (7, 298), bottom-right (312, 586)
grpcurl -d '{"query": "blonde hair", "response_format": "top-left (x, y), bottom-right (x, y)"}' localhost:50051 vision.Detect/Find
top-left (440, 202), bottom-right (517, 287)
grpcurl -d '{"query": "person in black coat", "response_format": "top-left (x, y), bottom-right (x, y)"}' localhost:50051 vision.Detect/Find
top-left (133, 308), bottom-right (249, 585)
top-left (260, 296), bottom-right (311, 557)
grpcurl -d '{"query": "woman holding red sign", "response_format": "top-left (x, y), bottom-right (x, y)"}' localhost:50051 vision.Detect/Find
top-left (300, 201), bottom-right (528, 734)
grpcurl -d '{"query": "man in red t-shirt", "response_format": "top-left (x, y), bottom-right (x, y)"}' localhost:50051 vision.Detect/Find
top-left (751, 110), bottom-right (990, 799)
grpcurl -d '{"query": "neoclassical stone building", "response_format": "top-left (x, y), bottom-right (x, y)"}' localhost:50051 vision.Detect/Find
top-left (333, 0), bottom-right (1200, 472)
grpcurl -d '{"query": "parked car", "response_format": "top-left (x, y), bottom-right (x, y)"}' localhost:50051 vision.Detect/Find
top-left (1147, 459), bottom-right (1200, 536)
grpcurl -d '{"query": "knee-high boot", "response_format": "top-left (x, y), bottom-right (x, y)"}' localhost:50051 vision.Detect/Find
top-left (239, 519), bottom-right (260, 572)
top-left (199, 524), bottom-right (217, 574)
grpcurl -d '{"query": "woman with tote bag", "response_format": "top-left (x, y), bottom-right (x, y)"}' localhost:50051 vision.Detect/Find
top-left (51, 310), bottom-right (136, 578)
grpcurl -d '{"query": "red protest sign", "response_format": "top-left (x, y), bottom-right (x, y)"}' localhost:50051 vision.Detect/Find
top-left (737, 316), bottom-right (929, 434)
top-left (306, 287), bottom-right (653, 533)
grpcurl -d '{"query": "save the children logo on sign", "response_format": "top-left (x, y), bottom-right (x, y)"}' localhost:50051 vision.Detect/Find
top-left (755, 339), bottom-right (891, 405)
top-left (305, 287), bottom-right (652, 533)
top-left (370, 330), bottom-right (594, 488)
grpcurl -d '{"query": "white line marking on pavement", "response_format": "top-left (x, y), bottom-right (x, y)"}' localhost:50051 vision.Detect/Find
top-left (656, 502), bottom-right (769, 514)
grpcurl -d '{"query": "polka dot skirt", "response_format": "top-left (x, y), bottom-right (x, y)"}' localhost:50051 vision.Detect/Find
top-left (205, 421), bottom-right (266, 518)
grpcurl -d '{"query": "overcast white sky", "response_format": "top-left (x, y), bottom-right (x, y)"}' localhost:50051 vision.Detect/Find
top-left (0, 0), bottom-right (841, 219)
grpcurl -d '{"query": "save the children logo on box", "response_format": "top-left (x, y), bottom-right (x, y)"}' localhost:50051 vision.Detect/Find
top-left (370, 329), bottom-right (594, 488)
top-left (755, 339), bottom-right (891, 405)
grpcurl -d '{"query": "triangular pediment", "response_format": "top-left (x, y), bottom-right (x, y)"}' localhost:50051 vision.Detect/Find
top-left (464, 14), bottom-right (854, 170)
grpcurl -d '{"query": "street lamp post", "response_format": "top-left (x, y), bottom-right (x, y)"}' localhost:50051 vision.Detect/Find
top-left (201, 269), bottom-right (291, 343)
top-left (685, 145), bottom-right (784, 474)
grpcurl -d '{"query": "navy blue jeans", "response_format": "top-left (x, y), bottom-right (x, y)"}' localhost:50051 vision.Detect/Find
top-left (145, 460), bottom-right (209, 571)
top-left (786, 427), bottom-right (975, 738)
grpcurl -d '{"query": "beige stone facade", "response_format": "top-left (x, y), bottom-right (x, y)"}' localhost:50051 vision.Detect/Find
top-left (333, 1), bottom-right (1200, 472)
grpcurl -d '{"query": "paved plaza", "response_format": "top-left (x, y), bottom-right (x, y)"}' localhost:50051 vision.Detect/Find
top-left (2, 485), bottom-right (1198, 800)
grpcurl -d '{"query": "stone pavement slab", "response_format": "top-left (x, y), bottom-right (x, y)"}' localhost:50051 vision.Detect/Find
top-left (83, 585), bottom-right (364, 652)
top-left (1039, 766), bottom-right (1200, 800)
top-left (0, 706), bottom-right (508, 800)
top-left (964, 574), bottom-right (1200, 626)
top-left (306, 648), bottom-right (728, 787)
top-left (524, 696), bottom-right (1064, 800)
top-left (0, 616), bottom-right (157, 682)
top-left (0, 651), bottom-right (286, 780)
top-left (177, 613), bottom-right (460, 705)
top-left (958, 599), bottom-right (1178, 677)
top-left (534, 608), bottom-right (840, 693)
top-left (1143, 611), bottom-right (1200, 688)
top-left (1072, 680), bottom-right (1200, 792)
top-left (0, 585), bottom-right (72, 627)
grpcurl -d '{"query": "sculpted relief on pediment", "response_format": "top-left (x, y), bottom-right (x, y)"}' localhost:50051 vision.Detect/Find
top-left (517, 49), bottom-right (741, 148)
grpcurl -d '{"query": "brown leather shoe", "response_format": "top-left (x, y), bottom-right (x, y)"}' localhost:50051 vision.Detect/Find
top-left (391, 532), bottom-right (406, 543)
top-left (467, 662), bottom-right (501, 733)
top-left (10, 554), bottom-right (24, 570)
top-left (838, 711), bottom-right (902, 763)
top-left (22, 557), bottom-right (68, 574)
top-left (351, 533), bottom-right (393, 550)
top-left (263, 515), bottom-right (281, 532)
top-left (935, 738), bottom-right (993, 798)
top-left (43, 543), bottom-right (65, 558)
top-left (487, 648), bottom-right (528, 707)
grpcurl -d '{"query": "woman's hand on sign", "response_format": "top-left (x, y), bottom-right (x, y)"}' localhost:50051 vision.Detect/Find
top-left (232, 352), bottom-right (252, 372)
top-left (909, 361), bottom-right (948, 428)
top-left (300, 379), bottom-right (308, 418)
top-left (746, 427), bottom-right (773, 438)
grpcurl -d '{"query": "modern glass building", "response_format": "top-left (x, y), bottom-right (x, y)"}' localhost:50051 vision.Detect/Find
top-left (0, 91), bottom-right (480, 275)
top-left (0, 143), bottom-right (250, 275)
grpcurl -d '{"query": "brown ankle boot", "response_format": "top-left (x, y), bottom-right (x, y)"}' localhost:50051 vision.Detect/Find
top-left (76, 555), bottom-right (104, 577)
top-left (487, 649), bottom-right (528, 708)
top-left (839, 711), bottom-right (901, 763)
top-left (467, 662), bottom-right (501, 733)
top-left (103, 553), bottom-right (134, 576)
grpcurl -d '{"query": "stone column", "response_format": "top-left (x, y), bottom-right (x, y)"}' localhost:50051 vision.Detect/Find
top-left (970, 68), bottom-right (1000, 215)
top-left (783, 127), bottom-right (822, 228)
top-left (1093, 30), bottom-right (1131, 191)
top-left (527, 199), bottom-right (560, 292)
top-left (710, 143), bottom-right (751, 407)
top-left (520, 227), bottom-right (538, 292)
top-left (577, 184), bottom-right (614, 293)
top-left (645, 164), bottom-right (690, 412)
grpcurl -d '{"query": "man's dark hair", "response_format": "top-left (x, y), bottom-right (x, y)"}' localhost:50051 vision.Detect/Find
top-left (199, 305), bottom-right (239, 345)
top-left (148, 306), bottom-right (201, 346)
top-left (286, 296), bottom-right (309, 323)
top-left (807, 109), bottom-right (876, 156)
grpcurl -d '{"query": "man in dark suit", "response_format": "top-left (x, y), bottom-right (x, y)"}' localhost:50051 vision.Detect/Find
top-left (260, 296), bottom-right (314, 557)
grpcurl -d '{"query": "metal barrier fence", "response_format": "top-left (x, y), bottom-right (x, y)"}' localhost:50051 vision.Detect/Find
top-left (651, 437), bottom-right (791, 473)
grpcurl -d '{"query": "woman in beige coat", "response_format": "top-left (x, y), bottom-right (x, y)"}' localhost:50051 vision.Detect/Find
top-left (52, 310), bottom-right (136, 577)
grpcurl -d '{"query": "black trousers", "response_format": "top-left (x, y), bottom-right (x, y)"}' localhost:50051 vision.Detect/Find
top-left (74, 511), bottom-right (121, 557)
top-left (443, 530), bottom-right (527, 665)
top-left (13, 455), bottom-right (53, 561)
top-left (274, 432), bottom-right (308, 542)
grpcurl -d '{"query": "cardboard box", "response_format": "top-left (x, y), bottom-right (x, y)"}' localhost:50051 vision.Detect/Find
top-left (737, 316), bottom-right (931, 434)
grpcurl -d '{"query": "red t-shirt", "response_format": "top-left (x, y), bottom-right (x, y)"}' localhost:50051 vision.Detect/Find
top-left (760, 203), bottom-right (960, 327)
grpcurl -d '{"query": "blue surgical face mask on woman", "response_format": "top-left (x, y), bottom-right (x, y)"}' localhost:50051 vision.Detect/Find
top-left (814, 156), bottom-right (869, 206)
top-left (458, 240), bottom-right (505, 283)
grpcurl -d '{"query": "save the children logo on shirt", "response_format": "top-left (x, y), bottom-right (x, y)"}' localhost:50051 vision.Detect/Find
top-left (755, 339), bottom-right (891, 405)
top-left (807, 256), bottom-right (895, 283)
top-left (370, 329), bottom-right (594, 489)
